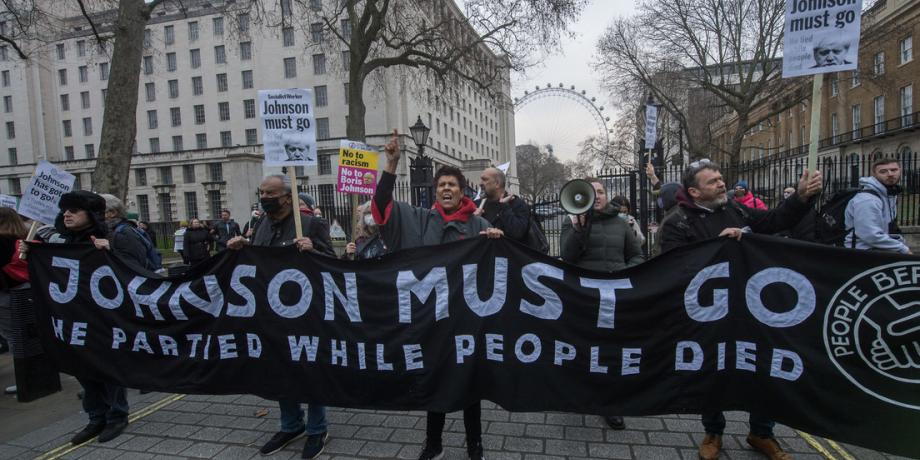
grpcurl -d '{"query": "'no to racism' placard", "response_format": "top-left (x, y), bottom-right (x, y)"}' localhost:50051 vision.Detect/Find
top-left (783, 0), bottom-right (863, 77)
top-left (337, 140), bottom-right (379, 195)
top-left (259, 89), bottom-right (317, 167)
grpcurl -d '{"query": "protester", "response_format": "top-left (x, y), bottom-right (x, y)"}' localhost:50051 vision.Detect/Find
top-left (37, 191), bottom-right (130, 444)
top-left (211, 209), bottom-right (241, 250)
top-left (733, 180), bottom-right (767, 210)
top-left (372, 129), bottom-right (501, 460)
top-left (242, 207), bottom-right (263, 237)
top-left (99, 194), bottom-right (153, 272)
top-left (659, 158), bottom-right (823, 460)
top-left (844, 157), bottom-right (912, 254)
top-left (775, 186), bottom-right (816, 241)
top-left (313, 206), bottom-right (324, 219)
top-left (137, 221), bottom-right (156, 247)
top-left (343, 202), bottom-right (386, 260)
top-left (560, 179), bottom-right (644, 431)
top-left (174, 220), bottom-right (188, 264)
top-left (226, 174), bottom-right (335, 459)
top-left (610, 195), bottom-right (646, 245)
top-left (0, 208), bottom-right (27, 382)
top-left (182, 218), bottom-right (213, 265)
top-left (474, 167), bottom-right (530, 243)
top-left (649, 182), bottom-right (683, 257)
top-left (298, 193), bottom-right (317, 216)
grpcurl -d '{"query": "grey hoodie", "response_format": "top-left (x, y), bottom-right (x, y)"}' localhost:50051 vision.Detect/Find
top-left (844, 176), bottom-right (909, 253)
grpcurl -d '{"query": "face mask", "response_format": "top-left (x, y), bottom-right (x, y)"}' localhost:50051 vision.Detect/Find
top-left (260, 197), bottom-right (283, 214)
top-left (618, 212), bottom-right (629, 220)
top-left (364, 214), bottom-right (376, 227)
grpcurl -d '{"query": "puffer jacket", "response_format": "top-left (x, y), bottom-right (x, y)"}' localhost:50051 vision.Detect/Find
top-left (844, 176), bottom-right (909, 253)
top-left (734, 191), bottom-right (767, 210)
top-left (560, 204), bottom-right (644, 272)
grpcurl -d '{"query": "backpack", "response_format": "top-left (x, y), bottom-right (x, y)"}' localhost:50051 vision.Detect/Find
top-left (815, 189), bottom-right (882, 247)
top-left (524, 217), bottom-right (550, 254)
top-left (116, 223), bottom-right (163, 271)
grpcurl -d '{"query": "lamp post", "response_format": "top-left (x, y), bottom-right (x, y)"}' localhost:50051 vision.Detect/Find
top-left (408, 116), bottom-right (433, 207)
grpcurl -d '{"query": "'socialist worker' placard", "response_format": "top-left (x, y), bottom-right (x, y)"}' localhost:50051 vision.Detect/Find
top-left (18, 161), bottom-right (76, 225)
top-left (337, 140), bottom-right (379, 195)
top-left (783, 0), bottom-right (863, 77)
top-left (259, 89), bottom-right (317, 167)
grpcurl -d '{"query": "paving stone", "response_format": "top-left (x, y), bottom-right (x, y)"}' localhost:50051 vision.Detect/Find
top-left (382, 415), bottom-right (421, 428)
top-left (508, 412), bottom-right (546, 424)
top-left (213, 445), bottom-right (260, 460)
top-left (522, 454), bottom-right (566, 460)
top-left (353, 426), bottom-right (394, 441)
top-left (350, 413), bottom-right (390, 426)
top-left (503, 437), bottom-right (543, 453)
top-left (482, 434), bottom-right (505, 450)
top-left (189, 426), bottom-right (233, 442)
top-left (0, 444), bottom-right (28, 458)
top-left (588, 442), bottom-right (632, 459)
top-left (173, 401), bottom-right (209, 413)
top-left (487, 422), bottom-right (526, 436)
top-left (648, 431), bottom-right (695, 447)
top-left (487, 452), bottom-right (524, 460)
top-left (323, 438), bottom-right (365, 455)
top-left (632, 445), bottom-right (681, 459)
top-left (623, 416), bottom-right (665, 430)
top-left (179, 441), bottom-right (226, 458)
top-left (328, 424), bottom-right (359, 439)
top-left (396, 444), bottom-right (422, 459)
top-left (525, 424), bottom-right (564, 439)
top-left (198, 414), bottom-right (236, 427)
top-left (663, 417), bottom-right (704, 432)
top-left (544, 413), bottom-right (584, 426)
top-left (146, 438), bottom-right (195, 455)
top-left (114, 452), bottom-right (156, 460)
top-left (389, 428), bottom-right (426, 443)
top-left (358, 440), bottom-right (402, 457)
top-left (442, 432), bottom-right (467, 448)
top-left (169, 412), bottom-right (209, 425)
top-left (224, 417), bottom-right (265, 430)
top-left (544, 439), bottom-right (588, 457)
top-left (606, 429), bottom-right (648, 445)
top-left (117, 435), bottom-right (162, 452)
top-left (564, 426), bottom-right (605, 442)
top-left (75, 447), bottom-right (123, 459)
top-left (162, 423), bottom-right (200, 438)
top-left (481, 409), bottom-right (511, 422)
top-left (722, 449), bottom-right (767, 459)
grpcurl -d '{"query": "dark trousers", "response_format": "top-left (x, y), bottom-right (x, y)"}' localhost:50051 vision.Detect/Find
top-left (78, 377), bottom-right (128, 425)
top-left (426, 402), bottom-right (481, 447)
top-left (702, 411), bottom-right (775, 438)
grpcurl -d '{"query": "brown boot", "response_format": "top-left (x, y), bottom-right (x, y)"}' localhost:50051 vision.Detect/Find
top-left (747, 434), bottom-right (792, 460)
top-left (698, 433), bottom-right (722, 460)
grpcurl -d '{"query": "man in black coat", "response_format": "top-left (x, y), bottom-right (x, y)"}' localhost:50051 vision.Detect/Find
top-left (658, 158), bottom-right (822, 460)
top-left (474, 167), bottom-right (530, 244)
top-left (212, 209), bottom-right (241, 251)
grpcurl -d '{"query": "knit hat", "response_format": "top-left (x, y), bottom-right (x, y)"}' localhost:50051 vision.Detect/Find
top-left (734, 180), bottom-right (749, 191)
top-left (298, 192), bottom-right (316, 209)
top-left (657, 182), bottom-right (682, 211)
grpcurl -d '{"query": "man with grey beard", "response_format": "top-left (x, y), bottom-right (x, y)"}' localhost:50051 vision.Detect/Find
top-left (657, 158), bottom-right (822, 460)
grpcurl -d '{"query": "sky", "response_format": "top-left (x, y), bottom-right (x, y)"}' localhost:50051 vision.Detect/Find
top-left (512, 0), bottom-right (637, 163)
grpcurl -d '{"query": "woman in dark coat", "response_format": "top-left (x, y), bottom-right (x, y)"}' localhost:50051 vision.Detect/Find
top-left (183, 218), bottom-right (213, 265)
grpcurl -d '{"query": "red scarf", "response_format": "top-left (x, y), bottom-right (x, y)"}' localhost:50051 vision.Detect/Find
top-left (434, 197), bottom-right (477, 223)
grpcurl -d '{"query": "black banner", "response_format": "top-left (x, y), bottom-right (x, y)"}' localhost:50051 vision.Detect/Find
top-left (28, 236), bottom-right (920, 457)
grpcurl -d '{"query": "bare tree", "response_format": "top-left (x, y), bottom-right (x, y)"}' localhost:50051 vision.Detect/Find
top-left (595, 0), bottom-right (803, 164)
top-left (516, 143), bottom-right (567, 202)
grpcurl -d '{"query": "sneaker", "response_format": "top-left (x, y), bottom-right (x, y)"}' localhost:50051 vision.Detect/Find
top-left (70, 422), bottom-right (105, 445)
top-left (301, 432), bottom-right (329, 459)
top-left (260, 429), bottom-right (306, 455)
top-left (417, 440), bottom-right (444, 460)
top-left (603, 415), bottom-right (626, 430)
top-left (97, 420), bottom-right (128, 443)
top-left (698, 433), bottom-right (722, 460)
top-left (3, 385), bottom-right (15, 395)
top-left (746, 434), bottom-right (791, 460)
top-left (467, 440), bottom-right (485, 460)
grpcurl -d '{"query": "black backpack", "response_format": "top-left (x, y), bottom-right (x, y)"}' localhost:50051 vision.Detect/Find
top-left (524, 218), bottom-right (550, 254)
top-left (815, 189), bottom-right (882, 246)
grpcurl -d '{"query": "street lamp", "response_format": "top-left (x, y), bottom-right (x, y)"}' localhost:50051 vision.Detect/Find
top-left (409, 115), bottom-right (431, 156)
top-left (408, 116), bottom-right (433, 207)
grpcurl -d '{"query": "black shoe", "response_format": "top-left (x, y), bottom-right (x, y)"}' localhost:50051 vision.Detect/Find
top-left (70, 423), bottom-right (105, 445)
top-left (467, 440), bottom-right (485, 460)
top-left (260, 429), bottom-right (305, 455)
top-left (301, 432), bottom-right (329, 459)
top-left (604, 415), bottom-right (626, 430)
top-left (417, 441), bottom-right (444, 460)
top-left (98, 420), bottom-right (128, 443)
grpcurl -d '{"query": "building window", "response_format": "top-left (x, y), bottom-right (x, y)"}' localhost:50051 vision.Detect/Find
top-left (216, 73), bottom-right (228, 92)
top-left (192, 76), bottom-right (203, 95)
top-left (283, 27), bottom-right (295, 47)
top-left (341, 19), bottom-right (351, 37)
top-left (81, 91), bottom-right (90, 109)
top-left (281, 0), bottom-right (293, 17)
top-left (170, 107), bottom-right (181, 126)
top-left (77, 40), bottom-right (86, 57)
top-left (164, 25), bottom-right (174, 45)
top-left (220, 131), bottom-right (232, 147)
top-left (310, 0), bottom-right (322, 10)
top-left (147, 110), bottom-right (158, 129)
top-left (143, 55), bottom-right (153, 74)
top-left (344, 83), bottom-right (349, 105)
top-left (900, 84), bottom-right (913, 127)
top-left (65, 146), bottom-right (74, 160)
top-left (8, 147), bottom-right (17, 165)
top-left (208, 190), bottom-right (222, 219)
top-left (194, 104), bottom-right (206, 124)
top-left (149, 137), bottom-right (160, 153)
top-left (1, 70), bottom-right (9, 87)
top-left (851, 104), bottom-right (861, 134)
top-left (830, 113), bottom-right (838, 140)
top-left (58, 69), bottom-right (67, 86)
top-left (143, 29), bottom-right (151, 48)
top-left (240, 41), bottom-right (252, 61)
top-left (311, 23), bottom-right (323, 42)
top-left (214, 45), bottom-right (226, 64)
top-left (284, 57), bottom-right (297, 78)
top-left (873, 52), bottom-right (885, 75)
top-left (196, 133), bottom-right (207, 149)
top-left (159, 166), bottom-right (173, 185)
top-left (315, 85), bottom-right (328, 107)
top-left (172, 135), bottom-right (183, 151)
top-left (316, 117), bottom-right (330, 140)
top-left (158, 193), bottom-right (173, 221)
top-left (874, 95), bottom-right (885, 134)
top-left (0, 45), bottom-right (7, 61)
top-left (242, 70), bottom-right (253, 89)
top-left (3, 95), bottom-right (11, 113)
top-left (8, 178), bottom-right (20, 196)
top-left (166, 52), bottom-right (177, 71)
top-left (99, 62), bottom-right (109, 80)
top-left (82, 117), bottom-right (92, 136)
top-left (238, 13), bottom-right (250, 34)
top-left (218, 101), bottom-right (230, 121)
top-left (246, 128), bottom-right (258, 145)
top-left (190, 48), bottom-right (201, 69)
top-left (137, 195), bottom-right (150, 222)
top-left (84, 144), bottom-right (95, 158)
top-left (183, 164), bottom-right (195, 183)
top-left (318, 154), bottom-right (332, 175)
top-left (168, 79), bottom-right (179, 98)
top-left (56, 43), bottom-right (65, 60)
top-left (209, 163), bottom-right (223, 181)
top-left (185, 192), bottom-right (199, 219)
top-left (341, 50), bottom-right (350, 69)
top-left (62, 120), bottom-right (72, 137)
top-left (145, 82), bottom-right (156, 102)
top-left (244, 99), bottom-right (256, 118)
top-left (900, 36), bottom-right (913, 64)
top-left (212, 17), bottom-right (224, 36)
top-left (312, 54), bottom-right (326, 74)
top-left (79, 65), bottom-right (88, 82)
top-left (830, 77), bottom-right (838, 97)
top-left (188, 21), bottom-right (199, 41)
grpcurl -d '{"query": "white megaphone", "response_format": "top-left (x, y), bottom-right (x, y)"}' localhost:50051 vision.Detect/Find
top-left (559, 179), bottom-right (596, 215)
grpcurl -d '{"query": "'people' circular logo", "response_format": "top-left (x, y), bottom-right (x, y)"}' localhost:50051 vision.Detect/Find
top-left (824, 261), bottom-right (920, 410)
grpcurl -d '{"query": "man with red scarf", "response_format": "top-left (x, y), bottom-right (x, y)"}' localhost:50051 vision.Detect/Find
top-left (372, 130), bottom-right (502, 460)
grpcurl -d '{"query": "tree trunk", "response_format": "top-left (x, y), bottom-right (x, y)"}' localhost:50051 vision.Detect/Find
top-left (346, 67), bottom-right (367, 143)
top-left (92, 0), bottom-right (150, 200)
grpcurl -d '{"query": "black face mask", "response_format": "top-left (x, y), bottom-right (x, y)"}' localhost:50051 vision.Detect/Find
top-left (884, 184), bottom-right (902, 196)
top-left (260, 197), bottom-right (284, 214)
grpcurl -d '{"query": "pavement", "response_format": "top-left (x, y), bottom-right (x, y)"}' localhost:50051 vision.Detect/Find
top-left (0, 353), bottom-right (914, 460)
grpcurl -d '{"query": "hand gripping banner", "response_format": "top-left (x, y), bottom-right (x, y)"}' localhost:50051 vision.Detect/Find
top-left (27, 235), bottom-right (920, 457)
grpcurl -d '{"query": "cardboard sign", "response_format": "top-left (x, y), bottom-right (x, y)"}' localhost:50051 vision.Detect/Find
top-left (259, 89), bottom-right (317, 166)
top-left (336, 140), bottom-right (379, 195)
top-left (0, 194), bottom-right (17, 209)
top-left (783, 0), bottom-right (862, 77)
top-left (18, 161), bottom-right (76, 224)
top-left (645, 105), bottom-right (658, 150)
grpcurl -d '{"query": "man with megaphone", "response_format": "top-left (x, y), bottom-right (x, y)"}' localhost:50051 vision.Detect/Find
top-left (559, 177), bottom-right (645, 431)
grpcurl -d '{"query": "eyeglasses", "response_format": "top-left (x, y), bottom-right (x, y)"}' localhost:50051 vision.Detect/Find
top-left (688, 158), bottom-right (712, 170)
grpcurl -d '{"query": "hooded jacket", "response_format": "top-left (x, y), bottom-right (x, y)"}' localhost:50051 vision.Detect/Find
top-left (183, 227), bottom-right (213, 263)
top-left (560, 203), bottom-right (645, 272)
top-left (734, 191), bottom-right (767, 210)
top-left (844, 176), bottom-right (909, 253)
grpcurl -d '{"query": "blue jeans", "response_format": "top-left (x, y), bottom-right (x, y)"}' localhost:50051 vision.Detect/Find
top-left (78, 377), bottom-right (128, 425)
top-left (278, 400), bottom-right (327, 435)
top-left (702, 411), bottom-right (774, 438)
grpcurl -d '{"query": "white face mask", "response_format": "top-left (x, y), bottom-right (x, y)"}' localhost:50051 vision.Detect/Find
top-left (364, 214), bottom-right (376, 227)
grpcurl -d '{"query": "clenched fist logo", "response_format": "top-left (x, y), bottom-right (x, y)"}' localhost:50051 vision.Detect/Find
top-left (865, 298), bottom-right (920, 371)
